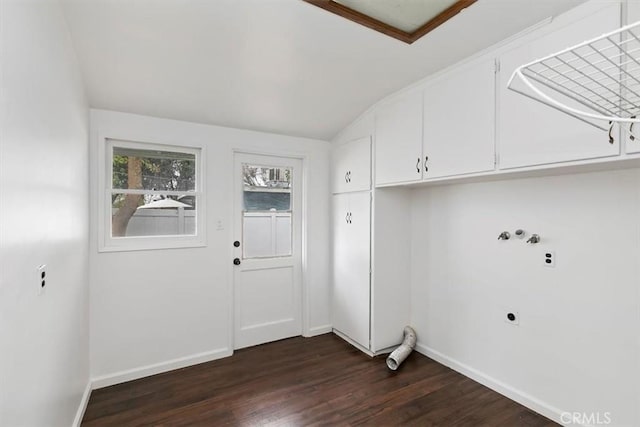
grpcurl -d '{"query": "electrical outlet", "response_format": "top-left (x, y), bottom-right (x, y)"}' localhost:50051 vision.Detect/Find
top-left (505, 310), bottom-right (519, 326)
top-left (544, 251), bottom-right (556, 268)
top-left (37, 264), bottom-right (46, 295)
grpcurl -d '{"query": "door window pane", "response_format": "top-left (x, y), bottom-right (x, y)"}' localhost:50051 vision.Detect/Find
top-left (242, 164), bottom-right (292, 258)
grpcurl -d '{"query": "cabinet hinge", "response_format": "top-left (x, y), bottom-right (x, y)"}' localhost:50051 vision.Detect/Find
top-left (494, 60), bottom-right (501, 74)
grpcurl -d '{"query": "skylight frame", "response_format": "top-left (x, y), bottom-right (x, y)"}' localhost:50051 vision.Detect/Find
top-left (303, 0), bottom-right (477, 44)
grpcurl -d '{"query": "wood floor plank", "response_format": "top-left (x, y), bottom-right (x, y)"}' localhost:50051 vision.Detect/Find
top-left (83, 334), bottom-right (557, 426)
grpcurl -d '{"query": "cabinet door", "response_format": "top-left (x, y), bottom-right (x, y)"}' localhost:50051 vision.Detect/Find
top-left (332, 144), bottom-right (350, 194)
top-left (423, 58), bottom-right (496, 179)
top-left (498, 3), bottom-right (621, 169)
top-left (332, 137), bottom-right (371, 194)
top-left (332, 194), bottom-right (351, 340)
top-left (375, 92), bottom-right (423, 185)
top-left (624, 125), bottom-right (640, 154)
top-left (332, 192), bottom-right (370, 349)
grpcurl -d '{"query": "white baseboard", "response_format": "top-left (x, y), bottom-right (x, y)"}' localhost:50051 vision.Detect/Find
top-left (72, 381), bottom-right (92, 427)
top-left (332, 329), bottom-right (375, 357)
top-left (305, 324), bottom-right (332, 337)
top-left (91, 347), bottom-right (232, 389)
top-left (373, 345), bottom-right (398, 356)
top-left (415, 342), bottom-right (566, 426)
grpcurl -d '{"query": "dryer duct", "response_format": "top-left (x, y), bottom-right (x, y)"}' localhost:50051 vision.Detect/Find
top-left (386, 326), bottom-right (417, 371)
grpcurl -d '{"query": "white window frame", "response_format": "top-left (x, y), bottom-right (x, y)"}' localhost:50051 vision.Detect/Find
top-left (99, 137), bottom-right (206, 252)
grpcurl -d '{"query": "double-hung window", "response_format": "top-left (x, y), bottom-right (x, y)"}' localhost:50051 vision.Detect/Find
top-left (101, 138), bottom-right (204, 251)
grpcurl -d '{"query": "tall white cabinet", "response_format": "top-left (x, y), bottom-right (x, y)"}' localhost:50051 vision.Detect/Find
top-left (332, 191), bottom-right (371, 348)
top-left (332, 136), bottom-right (411, 353)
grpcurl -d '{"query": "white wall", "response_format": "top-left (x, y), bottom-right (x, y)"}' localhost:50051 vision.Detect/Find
top-left (410, 169), bottom-right (640, 426)
top-left (89, 110), bottom-right (331, 385)
top-left (0, 0), bottom-right (90, 425)
top-left (332, 111), bottom-right (374, 146)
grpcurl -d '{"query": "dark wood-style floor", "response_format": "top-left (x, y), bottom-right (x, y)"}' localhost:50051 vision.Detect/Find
top-left (82, 333), bottom-right (556, 426)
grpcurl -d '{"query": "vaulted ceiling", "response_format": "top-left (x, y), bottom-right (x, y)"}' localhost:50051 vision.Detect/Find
top-left (61, 0), bottom-right (583, 140)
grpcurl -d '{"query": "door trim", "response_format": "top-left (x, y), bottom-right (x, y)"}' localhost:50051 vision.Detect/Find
top-left (229, 149), bottom-right (309, 352)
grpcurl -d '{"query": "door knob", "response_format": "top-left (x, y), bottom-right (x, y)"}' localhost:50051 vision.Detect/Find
top-left (233, 258), bottom-right (241, 265)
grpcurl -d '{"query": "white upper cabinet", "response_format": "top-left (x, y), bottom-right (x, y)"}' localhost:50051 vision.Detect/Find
top-left (423, 58), bottom-right (496, 179)
top-left (626, 130), bottom-right (640, 154)
top-left (498, 3), bottom-right (621, 169)
top-left (375, 92), bottom-right (423, 185)
top-left (332, 136), bottom-right (371, 194)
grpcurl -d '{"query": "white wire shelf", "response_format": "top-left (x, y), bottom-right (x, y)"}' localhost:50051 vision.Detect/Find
top-left (508, 20), bottom-right (640, 137)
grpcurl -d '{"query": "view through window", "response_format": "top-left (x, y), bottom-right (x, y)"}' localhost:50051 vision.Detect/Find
top-left (111, 144), bottom-right (198, 238)
top-left (242, 164), bottom-right (293, 258)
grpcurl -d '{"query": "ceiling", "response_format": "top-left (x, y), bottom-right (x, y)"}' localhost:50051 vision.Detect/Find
top-left (61, 0), bottom-right (584, 140)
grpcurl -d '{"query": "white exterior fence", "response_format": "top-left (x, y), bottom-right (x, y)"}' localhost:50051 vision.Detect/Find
top-left (118, 210), bottom-right (291, 259)
top-left (118, 208), bottom-right (196, 236)
top-left (243, 211), bottom-right (292, 258)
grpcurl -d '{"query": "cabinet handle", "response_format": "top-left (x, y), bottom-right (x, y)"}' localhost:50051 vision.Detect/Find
top-left (347, 171), bottom-right (351, 182)
top-left (608, 120), bottom-right (614, 144)
top-left (345, 212), bottom-right (349, 223)
top-left (630, 117), bottom-right (636, 141)
top-left (424, 156), bottom-right (429, 173)
top-left (349, 212), bottom-right (352, 223)
top-left (345, 172), bottom-right (349, 183)
top-left (416, 158), bottom-right (420, 174)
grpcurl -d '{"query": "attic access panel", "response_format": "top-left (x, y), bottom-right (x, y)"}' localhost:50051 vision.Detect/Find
top-left (303, 0), bottom-right (476, 44)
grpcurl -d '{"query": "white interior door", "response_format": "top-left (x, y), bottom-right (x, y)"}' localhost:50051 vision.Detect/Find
top-left (233, 153), bottom-right (302, 350)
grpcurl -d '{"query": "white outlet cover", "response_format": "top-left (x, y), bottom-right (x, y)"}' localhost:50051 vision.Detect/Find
top-left (544, 250), bottom-right (556, 268)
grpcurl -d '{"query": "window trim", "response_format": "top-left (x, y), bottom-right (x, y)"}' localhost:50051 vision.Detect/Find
top-left (99, 137), bottom-right (206, 252)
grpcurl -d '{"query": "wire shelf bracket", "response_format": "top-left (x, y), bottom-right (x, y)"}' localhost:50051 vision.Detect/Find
top-left (507, 20), bottom-right (640, 140)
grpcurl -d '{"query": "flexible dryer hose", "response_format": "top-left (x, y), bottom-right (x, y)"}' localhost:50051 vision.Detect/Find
top-left (386, 326), bottom-right (417, 371)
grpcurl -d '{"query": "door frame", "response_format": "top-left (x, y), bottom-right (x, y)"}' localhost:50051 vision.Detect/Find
top-left (228, 149), bottom-right (309, 351)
